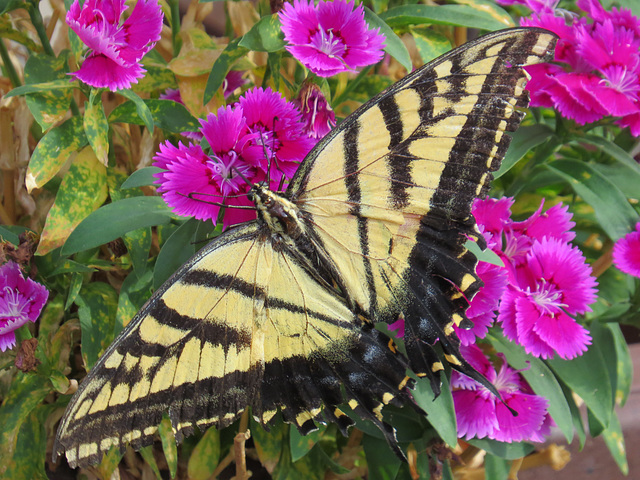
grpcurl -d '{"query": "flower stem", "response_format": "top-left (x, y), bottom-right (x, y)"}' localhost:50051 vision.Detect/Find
top-left (28, 2), bottom-right (55, 57)
top-left (0, 39), bottom-right (22, 88)
top-left (169, 0), bottom-right (182, 57)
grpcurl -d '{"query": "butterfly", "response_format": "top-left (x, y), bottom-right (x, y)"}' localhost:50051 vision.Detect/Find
top-left (54, 27), bottom-right (557, 468)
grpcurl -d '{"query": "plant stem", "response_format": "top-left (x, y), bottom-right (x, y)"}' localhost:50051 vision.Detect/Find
top-left (0, 39), bottom-right (22, 87)
top-left (169, 0), bottom-right (182, 57)
top-left (28, 2), bottom-right (55, 57)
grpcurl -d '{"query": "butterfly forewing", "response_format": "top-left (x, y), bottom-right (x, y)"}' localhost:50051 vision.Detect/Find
top-left (288, 28), bottom-right (557, 389)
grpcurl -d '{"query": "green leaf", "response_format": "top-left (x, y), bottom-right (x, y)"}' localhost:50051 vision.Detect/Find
top-left (27, 115), bottom-right (88, 190)
top-left (495, 124), bottom-right (555, 178)
top-left (153, 217), bottom-right (202, 289)
top-left (4, 406), bottom-right (50, 480)
top-left (251, 417), bottom-right (287, 474)
top-left (159, 417), bottom-right (179, 479)
top-left (607, 323), bottom-right (633, 407)
top-left (117, 89), bottom-right (155, 132)
top-left (23, 54), bottom-right (73, 129)
top-left (365, 7), bottom-right (412, 72)
top-left (578, 134), bottom-right (640, 174)
top-left (0, 225), bottom-right (22, 244)
top-left (410, 26), bottom-right (452, 64)
top-left (289, 425), bottom-right (324, 462)
top-left (545, 159), bottom-right (638, 240)
top-left (0, 372), bottom-right (51, 479)
top-left (363, 434), bottom-right (402, 480)
top-left (488, 332), bottom-right (574, 443)
top-left (76, 282), bottom-right (118, 369)
top-left (601, 412), bottom-right (628, 474)
top-left (62, 196), bottom-right (177, 256)
top-left (547, 333), bottom-right (613, 429)
top-left (591, 162), bottom-right (640, 199)
top-left (484, 454), bottom-right (510, 480)
top-left (109, 99), bottom-right (200, 133)
top-left (187, 428), bottom-right (220, 480)
top-left (36, 146), bottom-right (108, 255)
top-left (466, 438), bottom-right (535, 460)
top-left (412, 376), bottom-right (458, 447)
top-left (379, 5), bottom-right (510, 31)
top-left (123, 227), bottom-right (152, 278)
top-left (121, 167), bottom-right (163, 189)
top-left (139, 446), bottom-right (163, 480)
top-left (561, 381), bottom-right (586, 448)
top-left (203, 37), bottom-right (249, 104)
top-left (84, 101), bottom-right (110, 165)
top-left (4, 79), bottom-right (76, 97)
top-left (0, 0), bottom-right (26, 14)
top-left (115, 268), bottom-right (152, 335)
top-left (239, 14), bottom-right (286, 52)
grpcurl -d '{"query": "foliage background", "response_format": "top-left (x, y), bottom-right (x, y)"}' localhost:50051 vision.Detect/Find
top-left (1, 0), bottom-right (639, 478)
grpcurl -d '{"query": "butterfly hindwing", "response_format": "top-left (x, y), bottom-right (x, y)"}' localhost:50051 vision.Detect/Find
top-left (54, 223), bottom-right (413, 467)
top-left (287, 28), bottom-right (557, 389)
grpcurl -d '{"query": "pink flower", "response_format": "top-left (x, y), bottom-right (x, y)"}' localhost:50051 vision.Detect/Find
top-left (499, 238), bottom-right (597, 360)
top-left (278, 0), bottom-right (386, 77)
top-left (153, 106), bottom-right (260, 227)
top-left (0, 262), bottom-right (49, 352)
top-left (66, 0), bottom-right (163, 92)
top-left (613, 222), bottom-right (640, 278)
top-left (452, 345), bottom-right (550, 442)
top-left (238, 87), bottom-right (315, 183)
top-left (222, 70), bottom-right (248, 98)
top-left (294, 82), bottom-right (336, 139)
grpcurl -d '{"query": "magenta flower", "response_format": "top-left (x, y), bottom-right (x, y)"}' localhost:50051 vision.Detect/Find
top-left (238, 87), bottom-right (315, 183)
top-left (66, 0), bottom-right (163, 91)
top-left (519, 1), bottom-right (640, 134)
top-left (613, 222), bottom-right (640, 278)
top-left (153, 106), bottom-right (260, 227)
top-left (222, 71), bottom-right (249, 98)
top-left (452, 345), bottom-right (550, 442)
top-left (278, 0), bottom-right (386, 77)
top-left (0, 262), bottom-right (49, 352)
top-left (294, 82), bottom-right (337, 139)
top-left (499, 237), bottom-right (596, 360)
top-left (454, 262), bottom-right (508, 346)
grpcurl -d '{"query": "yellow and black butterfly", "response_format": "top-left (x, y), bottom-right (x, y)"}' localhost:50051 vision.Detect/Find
top-left (54, 28), bottom-right (557, 467)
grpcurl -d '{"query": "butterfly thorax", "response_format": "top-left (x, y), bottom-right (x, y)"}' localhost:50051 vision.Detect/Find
top-left (251, 184), bottom-right (304, 239)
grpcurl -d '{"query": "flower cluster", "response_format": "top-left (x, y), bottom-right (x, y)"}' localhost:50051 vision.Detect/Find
top-left (452, 345), bottom-right (551, 443)
top-left (613, 222), bottom-right (640, 278)
top-left (66, 0), bottom-right (163, 91)
top-left (500, 0), bottom-right (640, 134)
top-left (153, 88), bottom-right (315, 227)
top-left (279, 0), bottom-right (386, 77)
top-left (467, 197), bottom-right (598, 360)
top-left (0, 262), bottom-right (49, 352)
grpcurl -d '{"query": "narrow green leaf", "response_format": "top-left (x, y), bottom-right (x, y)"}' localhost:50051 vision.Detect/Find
top-left (203, 37), bottom-right (249, 104)
top-left (363, 434), bottom-right (402, 480)
top-left (547, 333), bottom-right (613, 428)
top-left (108, 99), bottom-right (200, 133)
top-left (607, 323), bottom-right (633, 407)
top-left (579, 134), bottom-right (640, 174)
top-left (4, 406), bottom-right (49, 480)
top-left (467, 438), bottom-right (535, 460)
top-left (561, 381), bottom-right (586, 448)
top-left (495, 124), bottom-right (555, 178)
top-left (251, 417), bottom-right (287, 474)
top-left (601, 412), bottom-right (628, 474)
top-left (379, 5), bottom-right (509, 31)
top-left (36, 146), bottom-right (108, 255)
top-left (239, 14), bottom-right (286, 52)
top-left (546, 159), bottom-right (638, 240)
top-left (187, 428), bottom-right (220, 480)
top-left (139, 446), bottom-right (163, 480)
top-left (115, 268), bottom-right (152, 335)
top-left (62, 196), bottom-right (176, 256)
top-left (117, 89), bottom-right (154, 132)
top-left (0, 225), bottom-right (22, 245)
top-left (365, 7), bottom-right (412, 72)
top-left (121, 167), bottom-right (163, 189)
top-left (76, 282), bottom-right (118, 369)
top-left (84, 101), bottom-right (110, 165)
top-left (488, 332), bottom-right (574, 443)
top-left (591, 162), bottom-right (640, 199)
top-left (484, 454), bottom-right (510, 480)
top-left (27, 115), bottom-right (88, 190)
top-left (410, 26), bottom-right (452, 64)
top-left (158, 417), bottom-right (179, 479)
top-left (123, 227), bottom-right (152, 278)
top-left (4, 79), bottom-right (76, 97)
top-left (412, 376), bottom-right (457, 446)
